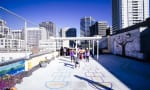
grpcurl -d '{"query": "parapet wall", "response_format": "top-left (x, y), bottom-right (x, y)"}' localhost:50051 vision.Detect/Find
top-left (110, 28), bottom-right (143, 60)
top-left (0, 51), bottom-right (58, 77)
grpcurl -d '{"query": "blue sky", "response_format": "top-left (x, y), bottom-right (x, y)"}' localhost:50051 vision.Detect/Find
top-left (0, 0), bottom-right (112, 36)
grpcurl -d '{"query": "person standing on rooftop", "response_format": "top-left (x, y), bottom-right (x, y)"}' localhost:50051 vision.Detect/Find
top-left (70, 49), bottom-right (75, 63)
top-left (85, 48), bottom-right (90, 62)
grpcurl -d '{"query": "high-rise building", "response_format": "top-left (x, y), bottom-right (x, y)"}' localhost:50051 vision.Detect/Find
top-left (11, 30), bottom-right (23, 39)
top-left (25, 27), bottom-right (47, 48)
top-left (39, 37), bottom-right (56, 52)
top-left (39, 21), bottom-right (56, 39)
top-left (59, 27), bottom-right (70, 48)
top-left (0, 19), bottom-right (10, 38)
top-left (0, 19), bottom-right (25, 51)
top-left (0, 38), bottom-right (24, 50)
top-left (59, 27), bottom-right (77, 47)
top-left (66, 28), bottom-right (77, 47)
top-left (80, 16), bottom-right (95, 37)
top-left (66, 28), bottom-right (77, 37)
top-left (112, 0), bottom-right (149, 34)
top-left (90, 21), bottom-right (108, 36)
top-left (59, 27), bottom-right (70, 37)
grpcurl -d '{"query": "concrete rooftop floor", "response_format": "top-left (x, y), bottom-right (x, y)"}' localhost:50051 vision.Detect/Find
top-left (15, 55), bottom-right (150, 90)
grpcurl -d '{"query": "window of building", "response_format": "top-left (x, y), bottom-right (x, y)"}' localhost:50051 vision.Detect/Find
top-left (1, 42), bottom-right (3, 45)
top-left (132, 1), bottom-right (138, 3)
top-left (1, 57), bottom-right (5, 62)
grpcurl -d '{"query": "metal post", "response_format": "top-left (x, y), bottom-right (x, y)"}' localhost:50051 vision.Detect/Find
top-left (76, 40), bottom-right (77, 56)
top-left (62, 40), bottom-right (64, 47)
top-left (89, 40), bottom-right (90, 50)
top-left (92, 40), bottom-right (94, 56)
top-left (54, 39), bottom-right (56, 60)
top-left (25, 21), bottom-right (28, 59)
top-left (97, 39), bottom-right (99, 61)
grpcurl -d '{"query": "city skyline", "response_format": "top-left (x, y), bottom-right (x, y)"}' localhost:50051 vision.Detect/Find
top-left (0, 0), bottom-right (112, 36)
top-left (0, 1), bottom-right (150, 89)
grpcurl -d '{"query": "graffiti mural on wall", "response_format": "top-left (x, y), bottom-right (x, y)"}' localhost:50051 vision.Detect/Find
top-left (0, 60), bottom-right (25, 89)
top-left (0, 60), bottom-right (25, 77)
top-left (111, 29), bottom-right (143, 59)
top-left (114, 33), bottom-right (134, 56)
top-left (0, 72), bottom-right (25, 89)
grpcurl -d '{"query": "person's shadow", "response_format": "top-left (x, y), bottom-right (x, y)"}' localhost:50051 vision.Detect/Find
top-left (64, 62), bottom-right (74, 69)
top-left (59, 62), bottom-right (74, 69)
top-left (74, 75), bottom-right (113, 90)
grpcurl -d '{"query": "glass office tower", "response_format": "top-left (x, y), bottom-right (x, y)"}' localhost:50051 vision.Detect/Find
top-left (80, 16), bottom-right (95, 37)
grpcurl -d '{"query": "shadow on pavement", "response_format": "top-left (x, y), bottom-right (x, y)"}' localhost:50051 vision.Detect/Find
top-left (63, 56), bottom-right (71, 58)
top-left (59, 58), bottom-right (71, 63)
top-left (74, 75), bottom-right (113, 90)
top-left (59, 62), bottom-right (74, 69)
top-left (96, 54), bottom-right (150, 90)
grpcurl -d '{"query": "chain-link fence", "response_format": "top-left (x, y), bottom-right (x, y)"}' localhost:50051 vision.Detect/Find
top-left (0, 7), bottom-right (58, 63)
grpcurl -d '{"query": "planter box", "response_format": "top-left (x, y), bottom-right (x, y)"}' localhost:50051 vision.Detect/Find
top-left (39, 61), bottom-right (47, 67)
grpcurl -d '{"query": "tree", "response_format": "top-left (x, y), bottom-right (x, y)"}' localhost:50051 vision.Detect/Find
top-left (114, 33), bottom-right (134, 56)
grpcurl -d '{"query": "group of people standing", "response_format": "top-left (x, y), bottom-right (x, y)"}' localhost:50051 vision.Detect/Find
top-left (70, 48), bottom-right (90, 68)
top-left (60, 47), bottom-right (70, 56)
top-left (78, 48), bottom-right (90, 62)
top-left (60, 47), bottom-right (90, 68)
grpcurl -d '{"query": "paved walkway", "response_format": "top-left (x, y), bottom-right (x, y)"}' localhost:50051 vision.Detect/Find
top-left (98, 54), bottom-right (150, 90)
top-left (15, 55), bottom-right (130, 90)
